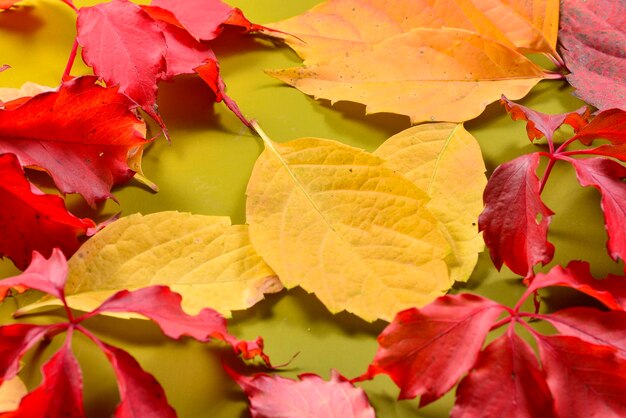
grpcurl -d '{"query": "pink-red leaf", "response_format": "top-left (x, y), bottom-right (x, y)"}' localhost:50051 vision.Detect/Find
top-left (229, 369), bottom-right (375, 418)
top-left (77, 0), bottom-right (167, 128)
top-left (568, 157), bottom-right (626, 263)
top-left (0, 76), bottom-right (147, 206)
top-left (0, 249), bottom-right (67, 302)
top-left (452, 331), bottom-right (555, 418)
top-left (542, 307), bottom-right (626, 358)
top-left (527, 261), bottom-right (626, 310)
top-left (95, 341), bottom-right (176, 418)
top-left (501, 95), bottom-right (589, 142)
top-left (571, 109), bottom-right (626, 160)
top-left (0, 154), bottom-right (94, 270)
top-left (479, 153), bottom-right (554, 277)
top-left (536, 334), bottom-right (626, 417)
top-left (559, 0), bottom-right (626, 111)
top-left (83, 286), bottom-right (268, 364)
top-left (363, 294), bottom-right (504, 406)
top-left (0, 324), bottom-right (54, 384)
top-left (6, 334), bottom-right (85, 418)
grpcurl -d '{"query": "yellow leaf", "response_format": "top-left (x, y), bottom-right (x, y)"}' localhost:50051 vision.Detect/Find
top-left (20, 212), bottom-right (281, 318)
top-left (374, 123), bottom-right (487, 282)
top-left (267, 28), bottom-right (547, 124)
top-left (246, 124), bottom-right (451, 322)
top-left (0, 376), bottom-right (27, 413)
top-left (0, 82), bottom-right (54, 103)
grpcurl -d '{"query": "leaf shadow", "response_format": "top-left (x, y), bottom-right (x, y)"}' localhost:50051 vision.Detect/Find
top-left (211, 28), bottom-right (283, 59)
top-left (156, 75), bottom-right (221, 130)
top-left (0, 6), bottom-right (44, 33)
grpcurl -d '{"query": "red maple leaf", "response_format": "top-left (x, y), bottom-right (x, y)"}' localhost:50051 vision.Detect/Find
top-left (0, 249), bottom-right (270, 416)
top-left (229, 369), bottom-right (375, 418)
top-left (0, 76), bottom-right (148, 207)
top-left (0, 154), bottom-right (94, 270)
top-left (559, 0), bottom-right (626, 111)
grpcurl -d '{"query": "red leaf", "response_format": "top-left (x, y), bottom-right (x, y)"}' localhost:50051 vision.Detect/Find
top-left (527, 261), bottom-right (626, 309)
top-left (195, 61), bottom-right (249, 125)
top-left (0, 77), bottom-right (147, 206)
top-left (76, 0), bottom-right (168, 129)
top-left (568, 157), bottom-right (626, 263)
top-left (559, 0), bottom-right (626, 111)
top-left (478, 153), bottom-right (555, 277)
top-left (148, 0), bottom-right (259, 42)
top-left (536, 334), bottom-right (626, 417)
top-left (542, 307), bottom-right (626, 358)
top-left (82, 286), bottom-right (268, 364)
top-left (0, 324), bottom-right (54, 384)
top-left (0, 155), bottom-right (94, 270)
top-left (452, 331), bottom-right (555, 418)
top-left (571, 109), bottom-right (626, 160)
top-left (501, 95), bottom-right (589, 142)
top-left (229, 369), bottom-right (375, 418)
top-left (0, 249), bottom-right (67, 302)
top-left (364, 294), bottom-right (504, 406)
top-left (0, 1), bottom-right (19, 10)
top-left (6, 334), bottom-right (85, 418)
top-left (95, 341), bottom-right (176, 418)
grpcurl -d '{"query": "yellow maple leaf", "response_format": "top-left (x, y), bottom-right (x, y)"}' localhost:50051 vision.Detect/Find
top-left (374, 123), bottom-right (487, 283)
top-left (20, 212), bottom-right (281, 318)
top-left (246, 124), bottom-right (452, 322)
top-left (0, 376), bottom-right (26, 413)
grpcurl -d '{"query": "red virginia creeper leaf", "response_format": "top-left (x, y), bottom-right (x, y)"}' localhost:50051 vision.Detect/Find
top-left (76, 0), bottom-right (168, 131)
top-left (0, 155), bottom-right (95, 270)
top-left (567, 157), bottom-right (626, 263)
top-left (0, 249), bottom-right (67, 302)
top-left (541, 307), bottom-right (626, 358)
top-left (536, 334), bottom-right (626, 417)
top-left (363, 294), bottom-right (504, 406)
top-left (452, 331), bottom-right (555, 418)
top-left (0, 324), bottom-right (57, 385)
top-left (5, 333), bottom-right (85, 418)
top-left (559, 0), bottom-right (626, 111)
top-left (82, 286), bottom-right (269, 364)
top-left (571, 109), bottom-right (626, 160)
top-left (527, 261), bottom-right (626, 310)
top-left (0, 76), bottom-right (148, 207)
top-left (95, 341), bottom-right (176, 418)
top-left (229, 369), bottom-right (375, 418)
top-left (478, 153), bottom-right (555, 277)
top-left (501, 95), bottom-right (589, 141)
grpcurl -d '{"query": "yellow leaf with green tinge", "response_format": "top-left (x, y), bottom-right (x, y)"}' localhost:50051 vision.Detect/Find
top-left (21, 212), bottom-right (281, 317)
top-left (374, 123), bottom-right (487, 282)
top-left (246, 126), bottom-right (451, 322)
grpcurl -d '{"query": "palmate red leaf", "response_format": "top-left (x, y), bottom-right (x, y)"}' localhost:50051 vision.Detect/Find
top-left (501, 95), bottom-right (589, 142)
top-left (229, 369), bottom-right (375, 418)
top-left (527, 261), bottom-right (626, 309)
top-left (82, 286), bottom-right (268, 364)
top-left (541, 307), bottom-right (626, 358)
top-left (452, 331), bottom-right (555, 418)
top-left (0, 76), bottom-right (147, 207)
top-left (363, 294), bottom-right (504, 406)
top-left (0, 249), bottom-right (67, 302)
top-left (559, 0), bottom-right (626, 111)
top-left (536, 334), bottom-right (626, 418)
top-left (0, 155), bottom-right (94, 270)
top-left (571, 109), bottom-right (626, 160)
top-left (567, 157), bottom-right (626, 263)
top-left (478, 153), bottom-right (554, 277)
top-left (0, 324), bottom-right (56, 385)
top-left (4, 333), bottom-right (85, 418)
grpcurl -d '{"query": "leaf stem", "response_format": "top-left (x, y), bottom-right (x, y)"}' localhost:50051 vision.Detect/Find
top-left (489, 316), bottom-right (513, 331)
top-left (62, 39), bottom-right (79, 82)
top-left (539, 156), bottom-right (557, 193)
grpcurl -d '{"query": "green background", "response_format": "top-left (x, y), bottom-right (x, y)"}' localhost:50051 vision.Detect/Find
top-left (1, 0), bottom-right (622, 416)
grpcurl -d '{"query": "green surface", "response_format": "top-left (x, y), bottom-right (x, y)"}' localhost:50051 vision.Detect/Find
top-left (1, 1), bottom-right (623, 417)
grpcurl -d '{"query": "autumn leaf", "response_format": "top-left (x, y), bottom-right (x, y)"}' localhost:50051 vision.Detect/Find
top-left (0, 154), bottom-right (95, 270)
top-left (374, 123), bottom-right (486, 282)
top-left (0, 1), bottom-right (19, 11)
top-left (0, 76), bottom-right (149, 207)
top-left (478, 153), bottom-right (554, 277)
top-left (0, 82), bottom-right (55, 108)
top-left (246, 125), bottom-right (451, 322)
top-left (0, 377), bottom-right (26, 413)
top-left (229, 369), bottom-right (375, 418)
top-left (265, 0), bottom-right (558, 123)
top-left (559, 0), bottom-right (626, 111)
top-left (20, 212), bottom-right (281, 318)
top-left (571, 109), bottom-right (626, 159)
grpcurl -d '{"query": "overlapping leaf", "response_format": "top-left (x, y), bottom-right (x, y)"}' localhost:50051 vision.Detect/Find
top-left (265, 0), bottom-right (558, 123)
top-left (0, 377), bottom-right (26, 413)
top-left (20, 212), bottom-right (281, 317)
